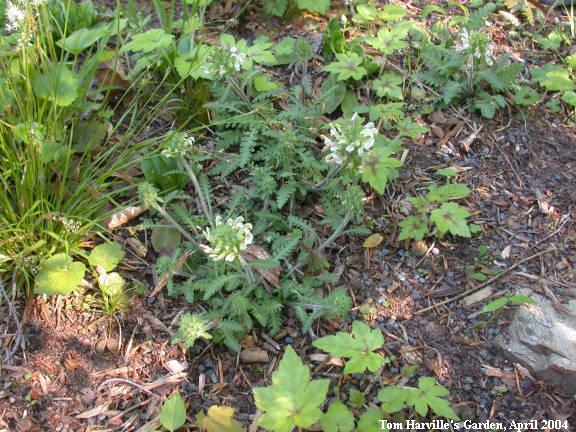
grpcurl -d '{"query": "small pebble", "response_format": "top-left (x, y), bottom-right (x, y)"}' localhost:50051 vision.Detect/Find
top-left (284, 336), bottom-right (294, 344)
top-left (210, 371), bottom-right (218, 383)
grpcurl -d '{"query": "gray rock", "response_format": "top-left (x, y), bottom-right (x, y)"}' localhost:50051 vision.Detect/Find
top-left (494, 293), bottom-right (576, 394)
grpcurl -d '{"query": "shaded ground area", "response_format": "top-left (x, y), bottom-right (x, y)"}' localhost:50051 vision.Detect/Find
top-left (1, 113), bottom-right (574, 431)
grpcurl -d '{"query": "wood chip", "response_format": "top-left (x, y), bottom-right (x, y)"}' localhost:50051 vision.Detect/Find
top-left (240, 348), bottom-right (270, 364)
top-left (461, 286), bottom-right (493, 307)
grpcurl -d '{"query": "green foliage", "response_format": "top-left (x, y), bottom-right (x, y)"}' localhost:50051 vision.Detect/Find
top-left (321, 401), bottom-right (355, 432)
top-left (482, 294), bottom-right (535, 313)
top-left (430, 203), bottom-right (472, 238)
top-left (253, 346), bottom-right (329, 432)
top-left (34, 253), bottom-right (86, 296)
top-left (159, 392), bottom-right (187, 431)
top-left (312, 321), bottom-right (388, 374)
top-left (324, 53), bottom-right (368, 81)
top-left (378, 376), bottom-right (459, 420)
top-left (195, 406), bottom-right (244, 432)
top-left (173, 313), bottom-right (213, 349)
top-left (31, 64), bottom-right (80, 107)
top-left (88, 242), bottom-right (125, 272)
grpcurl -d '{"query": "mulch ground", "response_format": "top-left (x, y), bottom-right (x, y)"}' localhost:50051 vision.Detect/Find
top-left (2, 2), bottom-right (576, 431)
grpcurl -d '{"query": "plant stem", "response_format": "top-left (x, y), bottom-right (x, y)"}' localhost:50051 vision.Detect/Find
top-left (181, 159), bottom-right (214, 226)
top-left (318, 211), bottom-right (353, 253)
top-left (154, 204), bottom-right (197, 244)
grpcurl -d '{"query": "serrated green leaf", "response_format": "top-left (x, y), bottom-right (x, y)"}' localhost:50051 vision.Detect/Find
top-left (398, 216), bottom-right (429, 241)
top-left (514, 86), bottom-right (540, 106)
top-left (356, 409), bottom-right (383, 432)
top-left (368, 102), bottom-right (406, 122)
top-left (396, 117), bottom-right (428, 138)
top-left (473, 93), bottom-right (506, 119)
top-left (427, 184), bottom-right (470, 202)
top-left (366, 27), bottom-right (408, 55)
top-left (253, 346), bottom-right (329, 432)
top-left (324, 53), bottom-right (367, 81)
top-left (159, 392), bottom-right (187, 431)
top-left (430, 202), bottom-right (471, 237)
top-left (362, 143), bottom-right (403, 194)
top-left (372, 73), bottom-right (404, 100)
top-left (313, 321), bottom-right (386, 374)
top-left (379, 5), bottom-right (407, 21)
top-left (34, 253), bottom-right (86, 296)
top-left (321, 401), bottom-right (354, 432)
top-left (88, 241), bottom-right (125, 272)
top-left (532, 64), bottom-right (574, 92)
top-left (296, 0), bottom-right (330, 14)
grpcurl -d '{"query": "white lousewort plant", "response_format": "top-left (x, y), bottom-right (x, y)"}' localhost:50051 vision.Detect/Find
top-left (200, 216), bottom-right (253, 262)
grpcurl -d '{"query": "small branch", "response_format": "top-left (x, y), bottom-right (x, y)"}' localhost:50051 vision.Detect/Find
top-left (181, 159), bottom-right (213, 226)
top-left (318, 212), bottom-right (353, 254)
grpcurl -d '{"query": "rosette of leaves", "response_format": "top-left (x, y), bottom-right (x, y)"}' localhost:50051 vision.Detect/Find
top-left (312, 320), bottom-right (389, 374)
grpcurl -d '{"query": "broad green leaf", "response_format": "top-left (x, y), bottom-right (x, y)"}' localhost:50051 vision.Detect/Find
top-left (482, 297), bottom-right (509, 313)
top-left (366, 28), bottom-right (407, 55)
top-left (396, 117), bottom-right (428, 138)
top-left (323, 53), bottom-right (367, 81)
top-left (368, 102), bottom-right (406, 122)
top-left (264, 0), bottom-right (288, 16)
top-left (436, 168), bottom-right (458, 177)
top-left (427, 184), bottom-right (470, 202)
top-left (362, 142), bottom-right (402, 194)
top-left (470, 272), bottom-right (488, 282)
top-left (355, 4), bottom-right (378, 23)
top-left (321, 401), bottom-right (354, 432)
top-left (349, 388), bottom-right (366, 408)
top-left (532, 64), bottom-right (574, 92)
top-left (312, 321), bottom-right (386, 374)
top-left (430, 202), bottom-right (471, 238)
top-left (398, 216), bottom-right (428, 241)
top-left (378, 385), bottom-right (413, 413)
top-left (514, 86), bottom-right (540, 106)
top-left (296, 0), bottom-right (330, 14)
top-left (508, 295), bottom-right (535, 305)
top-left (159, 392), bottom-right (187, 431)
top-left (121, 28), bottom-right (174, 53)
top-left (253, 73), bottom-right (279, 92)
top-left (195, 405), bottom-right (244, 432)
top-left (379, 5), bottom-right (407, 21)
top-left (321, 74), bottom-right (347, 113)
top-left (34, 253), bottom-right (86, 296)
top-left (372, 73), bottom-right (404, 100)
top-left (32, 65), bottom-right (80, 107)
top-left (534, 31), bottom-right (563, 50)
top-left (98, 272), bottom-right (125, 297)
top-left (562, 91), bottom-right (576, 107)
top-left (356, 409), bottom-right (383, 432)
top-left (88, 241), bottom-right (125, 272)
top-left (57, 26), bottom-right (110, 55)
top-left (253, 346), bottom-right (329, 432)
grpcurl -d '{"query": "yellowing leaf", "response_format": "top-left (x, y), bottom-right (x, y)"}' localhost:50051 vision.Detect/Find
top-left (196, 406), bottom-right (245, 432)
top-left (363, 233), bottom-right (384, 248)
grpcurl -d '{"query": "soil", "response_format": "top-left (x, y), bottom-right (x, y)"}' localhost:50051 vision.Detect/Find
top-left (2, 2), bottom-right (576, 432)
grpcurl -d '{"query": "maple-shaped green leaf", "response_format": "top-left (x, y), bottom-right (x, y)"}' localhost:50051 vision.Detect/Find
top-left (367, 28), bottom-right (408, 55)
top-left (396, 117), bottom-right (428, 138)
top-left (408, 196), bottom-right (430, 213)
top-left (514, 86), bottom-right (540, 106)
top-left (368, 102), bottom-right (406, 122)
top-left (372, 73), bottom-right (404, 100)
top-left (32, 64), bottom-right (80, 107)
top-left (349, 388), bottom-right (366, 408)
top-left (430, 202), bottom-right (471, 238)
top-left (427, 184), bottom-right (470, 202)
top-left (120, 28), bottom-right (174, 53)
top-left (473, 92), bottom-right (506, 119)
top-left (159, 392), bottom-right (187, 431)
top-left (321, 401), bottom-right (354, 432)
top-left (378, 377), bottom-right (459, 420)
top-left (88, 241), bottom-right (125, 272)
top-left (356, 409), bottom-right (383, 432)
top-left (312, 321), bottom-right (387, 374)
top-left (264, 0), bottom-right (288, 17)
top-left (398, 216), bottom-right (429, 241)
top-left (296, 0), bottom-right (331, 13)
top-left (361, 143), bottom-right (403, 194)
top-left (195, 405), bottom-right (245, 432)
top-left (324, 53), bottom-right (367, 81)
top-left (34, 253), bottom-right (86, 296)
top-left (379, 5), bottom-right (407, 21)
top-left (253, 346), bottom-right (329, 432)
top-left (532, 64), bottom-right (574, 92)
top-left (562, 91), bottom-right (576, 107)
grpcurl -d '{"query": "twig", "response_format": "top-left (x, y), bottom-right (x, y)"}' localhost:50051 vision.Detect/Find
top-left (0, 273), bottom-right (25, 363)
top-left (318, 212), bottom-right (353, 253)
top-left (415, 247), bottom-right (556, 315)
top-left (97, 378), bottom-right (162, 400)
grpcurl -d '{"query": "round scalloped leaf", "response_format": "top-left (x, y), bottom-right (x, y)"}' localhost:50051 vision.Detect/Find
top-left (88, 241), bottom-right (125, 272)
top-left (34, 253), bottom-right (86, 296)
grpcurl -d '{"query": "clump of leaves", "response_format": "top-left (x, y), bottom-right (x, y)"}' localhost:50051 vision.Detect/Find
top-left (378, 376), bottom-right (460, 420)
top-left (398, 171), bottom-right (479, 241)
top-left (312, 320), bottom-right (389, 374)
top-left (253, 346), bottom-right (329, 432)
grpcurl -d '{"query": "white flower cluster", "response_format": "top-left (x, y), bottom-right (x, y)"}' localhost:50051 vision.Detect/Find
top-left (200, 46), bottom-right (247, 77)
top-left (5, 0), bottom-right (44, 34)
top-left (322, 113), bottom-right (378, 165)
top-left (200, 216), bottom-right (253, 262)
top-left (161, 132), bottom-right (195, 158)
top-left (455, 28), bottom-right (495, 66)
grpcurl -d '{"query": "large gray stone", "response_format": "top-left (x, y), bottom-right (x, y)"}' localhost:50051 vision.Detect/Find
top-left (494, 292), bottom-right (576, 394)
